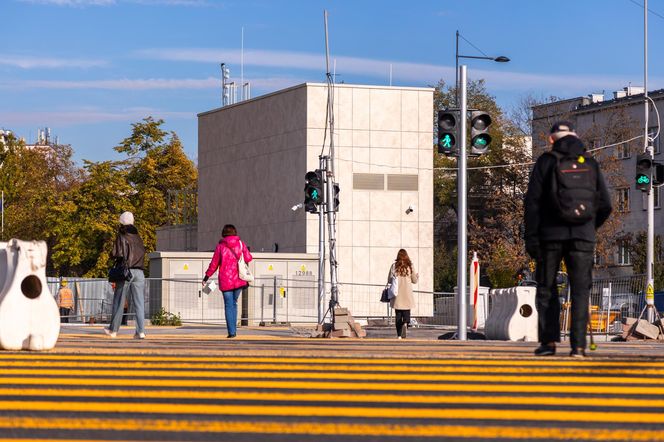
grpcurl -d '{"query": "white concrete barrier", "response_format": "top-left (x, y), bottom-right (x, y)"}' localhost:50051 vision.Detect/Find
top-left (0, 240), bottom-right (60, 350)
top-left (485, 286), bottom-right (537, 342)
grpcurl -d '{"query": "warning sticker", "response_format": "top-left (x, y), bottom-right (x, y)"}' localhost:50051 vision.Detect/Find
top-left (183, 263), bottom-right (189, 271)
top-left (300, 264), bottom-right (307, 272)
top-left (647, 283), bottom-right (655, 296)
top-left (268, 264), bottom-right (274, 271)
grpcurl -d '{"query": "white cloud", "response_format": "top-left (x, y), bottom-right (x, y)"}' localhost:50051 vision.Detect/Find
top-left (137, 47), bottom-right (664, 95)
top-left (0, 76), bottom-right (304, 90)
top-left (18, 0), bottom-right (215, 5)
top-left (0, 54), bottom-right (107, 69)
top-left (18, 0), bottom-right (115, 5)
top-left (0, 107), bottom-right (193, 126)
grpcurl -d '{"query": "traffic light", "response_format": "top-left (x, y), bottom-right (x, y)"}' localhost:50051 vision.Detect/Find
top-left (636, 153), bottom-right (652, 191)
top-left (437, 110), bottom-right (458, 155)
top-left (655, 162), bottom-right (664, 187)
top-left (329, 183), bottom-right (340, 212)
top-left (304, 170), bottom-right (323, 213)
top-left (470, 111), bottom-right (492, 155)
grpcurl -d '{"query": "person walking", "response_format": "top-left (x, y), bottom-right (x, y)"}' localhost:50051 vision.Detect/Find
top-left (202, 224), bottom-right (253, 338)
top-left (388, 249), bottom-right (419, 339)
top-left (56, 279), bottom-right (74, 323)
top-left (104, 211), bottom-right (147, 339)
top-left (524, 121), bottom-right (612, 357)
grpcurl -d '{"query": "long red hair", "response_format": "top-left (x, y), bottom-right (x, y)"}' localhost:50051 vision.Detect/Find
top-left (394, 249), bottom-right (413, 276)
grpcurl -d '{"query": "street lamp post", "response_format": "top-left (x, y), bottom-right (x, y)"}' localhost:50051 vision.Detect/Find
top-left (453, 31), bottom-right (509, 340)
top-left (455, 30), bottom-right (510, 105)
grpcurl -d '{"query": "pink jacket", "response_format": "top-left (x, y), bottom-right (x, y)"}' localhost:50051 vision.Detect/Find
top-left (205, 235), bottom-right (253, 291)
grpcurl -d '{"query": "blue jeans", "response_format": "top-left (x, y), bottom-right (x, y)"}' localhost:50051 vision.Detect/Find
top-left (109, 269), bottom-right (145, 335)
top-left (222, 288), bottom-right (242, 336)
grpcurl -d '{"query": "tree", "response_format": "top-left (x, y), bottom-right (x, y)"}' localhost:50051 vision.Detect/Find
top-left (47, 161), bottom-right (133, 277)
top-left (114, 117), bottom-right (198, 265)
top-left (629, 232), bottom-right (664, 290)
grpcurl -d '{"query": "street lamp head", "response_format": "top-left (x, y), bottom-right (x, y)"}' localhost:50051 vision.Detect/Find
top-left (493, 56), bottom-right (510, 63)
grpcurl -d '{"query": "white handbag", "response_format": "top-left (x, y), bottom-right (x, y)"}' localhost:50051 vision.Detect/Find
top-left (387, 264), bottom-right (399, 299)
top-left (236, 241), bottom-right (254, 282)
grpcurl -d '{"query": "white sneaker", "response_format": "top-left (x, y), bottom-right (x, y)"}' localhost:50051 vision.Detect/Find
top-left (103, 328), bottom-right (117, 338)
top-left (134, 333), bottom-right (146, 340)
top-left (397, 336), bottom-right (402, 339)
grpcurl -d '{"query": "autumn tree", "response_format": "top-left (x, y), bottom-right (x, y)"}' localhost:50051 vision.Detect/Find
top-left (114, 117), bottom-right (198, 263)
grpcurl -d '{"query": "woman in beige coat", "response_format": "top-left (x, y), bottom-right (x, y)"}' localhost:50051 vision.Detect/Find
top-left (388, 249), bottom-right (419, 339)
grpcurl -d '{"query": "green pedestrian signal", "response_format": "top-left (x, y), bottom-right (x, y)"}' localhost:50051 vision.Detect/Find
top-left (304, 170), bottom-right (323, 213)
top-left (470, 111), bottom-right (492, 155)
top-left (437, 110), bottom-right (458, 155)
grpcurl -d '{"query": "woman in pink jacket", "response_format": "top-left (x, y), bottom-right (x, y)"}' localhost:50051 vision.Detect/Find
top-left (202, 224), bottom-right (253, 338)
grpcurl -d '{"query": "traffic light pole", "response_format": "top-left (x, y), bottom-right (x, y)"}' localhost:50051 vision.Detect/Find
top-left (457, 65), bottom-right (468, 341)
top-left (324, 156), bottom-right (340, 318)
top-left (644, 0), bottom-right (656, 320)
top-left (317, 156), bottom-right (327, 324)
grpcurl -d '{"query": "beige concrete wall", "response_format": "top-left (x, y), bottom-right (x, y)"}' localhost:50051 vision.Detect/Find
top-left (305, 84), bottom-right (434, 316)
top-left (198, 83), bottom-right (434, 316)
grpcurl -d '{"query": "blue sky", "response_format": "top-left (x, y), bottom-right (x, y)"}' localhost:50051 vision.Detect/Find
top-left (2, 0), bottom-right (664, 163)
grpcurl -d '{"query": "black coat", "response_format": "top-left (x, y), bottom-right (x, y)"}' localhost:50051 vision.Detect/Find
top-left (524, 135), bottom-right (612, 245)
top-left (112, 225), bottom-right (146, 270)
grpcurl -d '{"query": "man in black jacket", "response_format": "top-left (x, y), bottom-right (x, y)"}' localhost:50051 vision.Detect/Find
top-left (524, 121), bottom-right (612, 357)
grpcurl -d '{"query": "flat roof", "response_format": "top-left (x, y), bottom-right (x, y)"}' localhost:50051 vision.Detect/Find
top-left (198, 82), bottom-right (435, 118)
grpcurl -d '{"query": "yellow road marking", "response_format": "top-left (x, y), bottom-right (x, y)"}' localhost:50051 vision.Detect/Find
top-left (0, 401), bottom-right (661, 424)
top-left (0, 418), bottom-right (660, 441)
top-left (0, 353), bottom-right (662, 367)
top-left (2, 359), bottom-right (662, 376)
top-left (0, 376), bottom-right (661, 395)
top-left (3, 387), bottom-right (664, 408)
top-left (0, 367), bottom-right (658, 385)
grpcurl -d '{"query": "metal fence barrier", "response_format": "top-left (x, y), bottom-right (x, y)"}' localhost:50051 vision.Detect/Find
top-left (47, 274), bottom-right (651, 336)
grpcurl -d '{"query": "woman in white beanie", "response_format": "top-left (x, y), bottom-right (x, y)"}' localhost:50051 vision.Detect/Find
top-left (104, 211), bottom-right (147, 339)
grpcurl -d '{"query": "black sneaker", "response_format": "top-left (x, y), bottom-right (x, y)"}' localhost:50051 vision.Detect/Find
top-left (570, 348), bottom-right (586, 358)
top-left (400, 323), bottom-right (407, 339)
top-left (534, 344), bottom-right (556, 356)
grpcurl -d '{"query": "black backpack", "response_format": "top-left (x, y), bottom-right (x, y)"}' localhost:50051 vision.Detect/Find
top-left (547, 150), bottom-right (599, 225)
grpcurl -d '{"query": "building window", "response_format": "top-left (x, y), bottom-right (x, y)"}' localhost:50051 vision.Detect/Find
top-left (617, 240), bottom-right (631, 266)
top-left (642, 186), bottom-right (661, 209)
top-left (649, 128), bottom-right (661, 154)
top-left (616, 187), bottom-right (630, 212)
top-left (616, 142), bottom-right (631, 159)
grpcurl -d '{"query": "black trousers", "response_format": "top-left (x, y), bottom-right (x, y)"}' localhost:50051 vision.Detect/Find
top-left (395, 309), bottom-right (410, 337)
top-left (59, 307), bottom-right (71, 323)
top-left (535, 240), bottom-right (594, 350)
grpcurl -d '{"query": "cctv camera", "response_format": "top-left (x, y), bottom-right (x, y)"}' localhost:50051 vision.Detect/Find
top-left (405, 205), bottom-right (415, 215)
top-left (291, 203), bottom-right (304, 211)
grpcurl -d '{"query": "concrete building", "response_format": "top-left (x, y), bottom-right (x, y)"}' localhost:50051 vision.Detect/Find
top-left (195, 82), bottom-right (434, 317)
top-left (532, 87), bottom-right (663, 275)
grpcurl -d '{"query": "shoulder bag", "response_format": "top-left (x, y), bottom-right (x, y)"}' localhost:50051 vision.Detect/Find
top-left (230, 241), bottom-right (254, 283)
top-left (108, 237), bottom-right (132, 283)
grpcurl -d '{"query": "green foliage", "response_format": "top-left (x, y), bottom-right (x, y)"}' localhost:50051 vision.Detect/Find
top-left (629, 233), bottom-right (664, 290)
top-left (151, 308), bottom-right (182, 326)
top-left (1, 117), bottom-right (196, 278)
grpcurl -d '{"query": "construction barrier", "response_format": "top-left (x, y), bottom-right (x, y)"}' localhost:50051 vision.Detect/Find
top-left (0, 240), bottom-right (60, 350)
top-left (485, 286), bottom-right (537, 342)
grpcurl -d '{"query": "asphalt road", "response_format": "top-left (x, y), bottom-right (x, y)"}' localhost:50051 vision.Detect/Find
top-left (1, 325), bottom-right (664, 441)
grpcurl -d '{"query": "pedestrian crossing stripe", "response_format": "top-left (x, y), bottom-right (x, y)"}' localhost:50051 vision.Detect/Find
top-left (0, 418), bottom-right (661, 441)
top-left (2, 367), bottom-right (664, 385)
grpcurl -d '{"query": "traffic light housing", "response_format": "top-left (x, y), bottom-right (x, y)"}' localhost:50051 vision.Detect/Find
top-left (654, 162), bottom-right (664, 187)
top-left (332, 183), bottom-right (340, 212)
top-left (304, 170), bottom-right (323, 213)
top-left (470, 111), bottom-right (492, 155)
top-left (636, 153), bottom-right (652, 191)
top-left (437, 110), bottom-right (458, 155)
